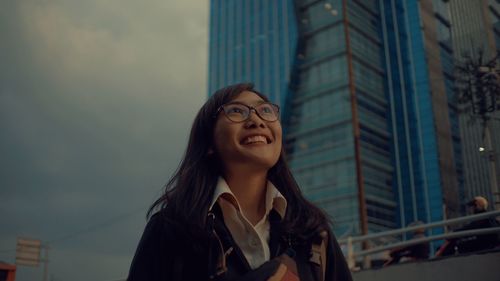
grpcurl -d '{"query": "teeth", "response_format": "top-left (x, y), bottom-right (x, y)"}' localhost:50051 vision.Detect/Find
top-left (244, 135), bottom-right (268, 144)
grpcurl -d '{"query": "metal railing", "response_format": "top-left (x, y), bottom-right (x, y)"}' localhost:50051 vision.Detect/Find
top-left (338, 210), bottom-right (500, 269)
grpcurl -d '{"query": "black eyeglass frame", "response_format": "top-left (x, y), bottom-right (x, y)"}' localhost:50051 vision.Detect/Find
top-left (214, 102), bottom-right (280, 123)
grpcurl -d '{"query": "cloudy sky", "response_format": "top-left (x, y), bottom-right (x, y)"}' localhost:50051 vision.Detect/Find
top-left (0, 1), bottom-right (208, 280)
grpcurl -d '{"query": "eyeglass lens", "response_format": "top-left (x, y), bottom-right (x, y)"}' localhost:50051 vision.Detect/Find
top-left (223, 103), bottom-right (279, 122)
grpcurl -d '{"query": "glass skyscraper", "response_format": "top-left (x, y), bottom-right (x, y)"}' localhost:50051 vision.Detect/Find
top-left (381, 0), bottom-right (462, 231)
top-left (208, 1), bottom-right (297, 108)
top-left (208, 0), bottom-right (463, 237)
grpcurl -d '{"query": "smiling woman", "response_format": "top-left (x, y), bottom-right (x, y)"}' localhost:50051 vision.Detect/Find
top-left (127, 83), bottom-right (352, 281)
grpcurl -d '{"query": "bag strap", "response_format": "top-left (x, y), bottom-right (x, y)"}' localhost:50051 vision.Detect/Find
top-left (310, 230), bottom-right (328, 281)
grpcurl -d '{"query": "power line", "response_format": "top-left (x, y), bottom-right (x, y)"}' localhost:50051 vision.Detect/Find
top-left (47, 205), bottom-right (148, 245)
top-left (0, 205), bottom-right (148, 253)
top-left (0, 248), bottom-right (16, 254)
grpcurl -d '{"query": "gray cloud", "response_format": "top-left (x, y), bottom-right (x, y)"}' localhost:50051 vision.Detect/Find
top-left (0, 1), bottom-right (208, 280)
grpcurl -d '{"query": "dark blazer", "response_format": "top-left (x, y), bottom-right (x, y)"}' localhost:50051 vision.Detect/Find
top-left (454, 212), bottom-right (500, 253)
top-left (127, 205), bottom-right (353, 281)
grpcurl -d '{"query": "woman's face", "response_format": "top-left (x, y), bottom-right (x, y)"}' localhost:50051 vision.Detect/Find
top-left (213, 91), bottom-right (282, 172)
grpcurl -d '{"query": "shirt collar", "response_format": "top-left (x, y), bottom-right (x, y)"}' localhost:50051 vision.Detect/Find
top-left (209, 176), bottom-right (287, 219)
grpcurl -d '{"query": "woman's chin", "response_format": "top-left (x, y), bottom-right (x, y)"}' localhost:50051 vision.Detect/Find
top-left (243, 156), bottom-right (279, 171)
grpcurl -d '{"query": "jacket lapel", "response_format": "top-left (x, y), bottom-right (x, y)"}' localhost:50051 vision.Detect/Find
top-left (211, 203), bottom-right (253, 272)
top-left (269, 209), bottom-right (285, 258)
top-left (210, 204), bottom-right (287, 277)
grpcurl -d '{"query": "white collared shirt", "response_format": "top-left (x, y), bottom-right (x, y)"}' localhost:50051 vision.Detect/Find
top-left (209, 177), bottom-right (287, 269)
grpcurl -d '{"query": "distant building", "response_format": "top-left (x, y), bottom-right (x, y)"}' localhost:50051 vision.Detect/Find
top-left (449, 0), bottom-right (500, 210)
top-left (208, 0), bottom-right (463, 236)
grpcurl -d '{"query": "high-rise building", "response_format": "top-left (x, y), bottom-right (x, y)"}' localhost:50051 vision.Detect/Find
top-left (381, 0), bottom-right (463, 227)
top-left (491, 0), bottom-right (500, 50)
top-left (449, 0), bottom-right (500, 209)
top-left (208, 1), bottom-right (298, 108)
top-left (208, 0), bottom-right (463, 237)
top-left (287, 0), bottom-right (394, 237)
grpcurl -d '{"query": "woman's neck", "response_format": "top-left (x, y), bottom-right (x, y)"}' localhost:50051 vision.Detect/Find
top-left (224, 169), bottom-right (268, 225)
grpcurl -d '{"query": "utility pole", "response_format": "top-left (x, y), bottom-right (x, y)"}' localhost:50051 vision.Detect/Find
top-left (455, 49), bottom-right (500, 209)
top-left (43, 244), bottom-right (49, 281)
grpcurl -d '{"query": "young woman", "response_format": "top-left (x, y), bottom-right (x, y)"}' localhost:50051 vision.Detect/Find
top-left (127, 83), bottom-right (352, 281)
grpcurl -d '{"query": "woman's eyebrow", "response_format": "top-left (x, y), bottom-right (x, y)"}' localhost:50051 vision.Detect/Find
top-left (228, 100), bottom-right (267, 106)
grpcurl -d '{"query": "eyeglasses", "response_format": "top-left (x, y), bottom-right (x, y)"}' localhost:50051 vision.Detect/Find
top-left (215, 102), bottom-right (280, 123)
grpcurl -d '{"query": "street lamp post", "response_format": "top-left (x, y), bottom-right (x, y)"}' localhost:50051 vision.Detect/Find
top-left (455, 50), bottom-right (500, 209)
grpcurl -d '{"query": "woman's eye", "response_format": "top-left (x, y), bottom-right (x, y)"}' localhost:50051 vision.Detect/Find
top-left (227, 107), bottom-right (244, 114)
top-left (260, 106), bottom-right (273, 114)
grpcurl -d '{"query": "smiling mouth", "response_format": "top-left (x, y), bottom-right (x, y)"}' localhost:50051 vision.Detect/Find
top-left (242, 135), bottom-right (271, 145)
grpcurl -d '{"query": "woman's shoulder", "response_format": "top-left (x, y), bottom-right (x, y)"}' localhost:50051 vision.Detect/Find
top-left (144, 211), bottom-right (186, 237)
top-left (128, 212), bottom-right (201, 280)
top-left (133, 214), bottom-right (181, 253)
top-left (145, 210), bottom-right (209, 243)
top-left (132, 212), bottom-right (195, 262)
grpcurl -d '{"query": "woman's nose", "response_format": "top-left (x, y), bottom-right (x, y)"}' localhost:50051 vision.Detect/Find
top-left (244, 110), bottom-right (266, 128)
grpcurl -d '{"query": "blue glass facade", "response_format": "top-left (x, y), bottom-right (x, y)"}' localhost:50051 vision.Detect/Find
top-left (208, 0), bottom-right (297, 107)
top-left (493, 0), bottom-right (500, 51)
top-left (208, 0), bottom-right (463, 237)
top-left (381, 0), bottom-right (462, 231)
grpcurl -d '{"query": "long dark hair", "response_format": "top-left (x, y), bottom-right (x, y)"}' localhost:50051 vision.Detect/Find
top-left (149, 83), bottom-right (329, 240)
